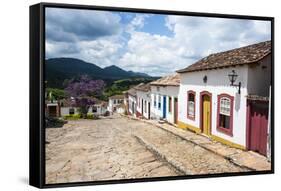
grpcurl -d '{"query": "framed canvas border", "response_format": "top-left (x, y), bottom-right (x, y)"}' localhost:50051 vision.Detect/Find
top-left (29, 2), bottom-right (275, 189)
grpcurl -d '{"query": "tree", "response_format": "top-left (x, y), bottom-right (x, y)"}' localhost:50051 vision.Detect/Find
top-left (46, 88), bottom-right (67, 101)
top-left (65, 75), bottom-right (105, 118)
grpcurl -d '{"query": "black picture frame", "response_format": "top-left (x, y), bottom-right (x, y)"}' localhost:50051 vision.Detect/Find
top-left (29, 2), bottom-right (274, 189)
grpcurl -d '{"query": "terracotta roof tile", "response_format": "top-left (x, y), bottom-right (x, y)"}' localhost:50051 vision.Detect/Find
top-left (150, 73), bottom-right (180, 86)
top-left (134, 83), bottom-right (150, 92)
top-left (109, 94), bottom-right (124, 99)
top-left (177, 41), bottom-right (271, 73)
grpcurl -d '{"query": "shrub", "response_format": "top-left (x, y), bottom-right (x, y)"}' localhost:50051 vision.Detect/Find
top-left (63, 113), bottom-right (81, 120)
top-left (46, 117), bottom-right (67, 128)
top-left (86, 113), bottom-right (99, 120)
top-left (86, 113), bottom-right (94, 119)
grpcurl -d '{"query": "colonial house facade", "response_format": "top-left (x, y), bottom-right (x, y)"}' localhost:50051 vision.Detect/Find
top-left (89, 102), bottom-right (108, 116)
top-left (150, 74), bottom-right (180, 125)
top-left (126, 84), bottom-right (143, 117)
top-left (60, 98), bottom-right (108, 116)
top-left (108, 95), bottom-right (124, 113)
top-left (135, 83), bottom-right (151, 119)
top-left (176, 41), bottom-right (271, 156)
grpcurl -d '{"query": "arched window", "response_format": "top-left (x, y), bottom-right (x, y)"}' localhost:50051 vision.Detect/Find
top-left (217, 94), bottom-right (234, 136)
top-left (187, 91), bottom-right (196, 120)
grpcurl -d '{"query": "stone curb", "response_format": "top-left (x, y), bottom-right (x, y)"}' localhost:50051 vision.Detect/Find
top-left (121, 114), bottom-right (255, 171)
top-left (134, 135), bottom-right (193, 175)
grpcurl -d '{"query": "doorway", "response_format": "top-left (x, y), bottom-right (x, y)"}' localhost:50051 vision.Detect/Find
top-left (174, 97), bottom-right (178, 124)
top-left (163, 96), bottom-right (166, 118)
top-left (48, 106), bottom-right (57, 117)
top-left (148, 102), bottom-right (150, 119)
top-left (200, 92), bottom-right (212, 136)
top-left (141, 99), bottom-right (144, 115)
top-left (247, 100), bottom-right (269, 156)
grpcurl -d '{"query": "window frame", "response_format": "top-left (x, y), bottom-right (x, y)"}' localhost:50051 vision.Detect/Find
top-left (187, 90), bottom-right (196, 120)
top-left (217, 93), bottom-right (234, 136)
top-left (92, 106), bottom-right (98, 113)
top-left (69, 108), bottom-right (75, 115)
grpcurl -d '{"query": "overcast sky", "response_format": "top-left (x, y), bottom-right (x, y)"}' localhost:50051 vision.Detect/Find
top-left (46, 8), bottom-right (271, 76)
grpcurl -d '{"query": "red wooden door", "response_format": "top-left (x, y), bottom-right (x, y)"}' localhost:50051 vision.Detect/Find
top-left (248, 101), bottom-right (268, 156)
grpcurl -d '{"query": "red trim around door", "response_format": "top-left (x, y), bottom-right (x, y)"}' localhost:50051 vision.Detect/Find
top-left (200, 91), bottom-right (212, 134)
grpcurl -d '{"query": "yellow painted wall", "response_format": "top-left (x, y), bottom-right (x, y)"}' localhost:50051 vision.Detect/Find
top-left (177, 120), bottom-right (245, 150)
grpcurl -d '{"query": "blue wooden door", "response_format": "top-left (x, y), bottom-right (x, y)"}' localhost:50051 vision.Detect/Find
top-left (163, 96), bottom-right (166, 118)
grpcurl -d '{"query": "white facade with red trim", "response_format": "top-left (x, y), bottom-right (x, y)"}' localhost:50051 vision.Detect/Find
top-left (178, 54), bottom-right (271, 148)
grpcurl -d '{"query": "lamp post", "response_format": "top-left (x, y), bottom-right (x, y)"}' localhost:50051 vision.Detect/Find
top-left (228, 70), bottom-right (241, 94)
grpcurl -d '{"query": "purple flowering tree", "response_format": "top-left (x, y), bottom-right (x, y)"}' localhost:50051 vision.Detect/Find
top-left (65, 75), bottom-right (105, 118)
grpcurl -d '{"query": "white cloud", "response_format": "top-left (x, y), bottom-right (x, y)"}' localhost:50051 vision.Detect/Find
top-left (165, 16), bottom-right (271, 56)
top-left (46, 36), bottom-right (123, 68)
top-left (118, 16), bottom-right (271, 76)
top-left (126, 14), bottom-right (151, 33)
top-left (46, 10), bottom-right (271, 77)
top-left (118, 31), bottom-right (194, 76)
top-left (46, 8), bottom-right (122, 42)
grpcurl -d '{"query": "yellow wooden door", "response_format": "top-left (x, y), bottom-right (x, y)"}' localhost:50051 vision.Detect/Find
top-left (203, 95), bottom-right (211, 135)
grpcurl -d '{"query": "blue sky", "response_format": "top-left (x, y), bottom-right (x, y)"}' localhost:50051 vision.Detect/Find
top-left (46, 8), bottom-right (271, 76)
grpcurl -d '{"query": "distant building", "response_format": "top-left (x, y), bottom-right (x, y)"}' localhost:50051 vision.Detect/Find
top-left (150, 74), bottom-right (180, 125)
top-left (89, 101), bottom-right (108, 116)
top-left (108, 95), bottom-right (124, 113)
top-left (45, 100), bottom-right (61, 117)
top-left (60, 98), bottom-right (108, 116)
top-left (177, 41), bottom-right (271, 156)
top-left (135, 83), bottom-right (151, 119)
top-left (126, 86), bottom-right (138, 117)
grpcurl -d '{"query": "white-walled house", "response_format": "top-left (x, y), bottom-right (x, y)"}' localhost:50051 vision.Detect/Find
top-left (150, 74), bottom-right (180, 124)
top-left (176, 41), bottom-right (271, 156)
top-left (89, 102), bottom-right (108, 116)
top-left (108, 95), bottom-right (124, 113)
top-left (126, 85), bottom-right (138, 117)
top-left (60, 98), bottom-right (108, 116)
top-left (135, 83), bottom-right (151, 119)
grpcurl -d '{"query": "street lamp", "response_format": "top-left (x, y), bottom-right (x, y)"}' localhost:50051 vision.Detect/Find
top-left (228, 70), bottom-right (241, 94)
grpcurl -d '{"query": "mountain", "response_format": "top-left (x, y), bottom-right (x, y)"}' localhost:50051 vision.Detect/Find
top-left (45, 58), bottom-right (151, 88)
top-left (103, 65), bottom-right (130, 78)
top-left (127, 70), bottom-right (150, 77)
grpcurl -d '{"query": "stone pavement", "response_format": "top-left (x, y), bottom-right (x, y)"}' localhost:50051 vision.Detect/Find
top-left (46, 115), bottom-right (179, 184)
top-left (130, 116), bottom-right (271, 171)
top-left (46, 114), bottom-right (269, 184)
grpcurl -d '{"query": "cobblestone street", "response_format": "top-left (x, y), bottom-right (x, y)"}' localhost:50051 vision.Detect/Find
top-left (46, 114), bottom-right (249, 184)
